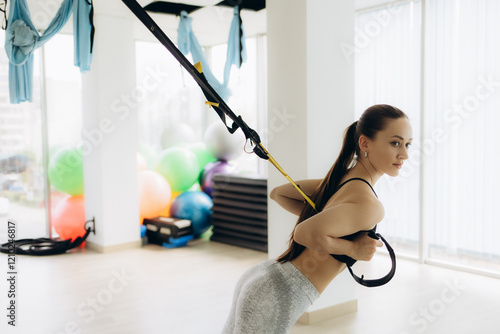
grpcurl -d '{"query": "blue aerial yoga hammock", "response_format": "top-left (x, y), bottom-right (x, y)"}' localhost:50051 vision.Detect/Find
top-left (223, 6), bottom-right (247, 87)
top-left (122, 0), bottom-right (396, 287)
top-left (4, 0), bottom-right (94, 104)
top-left (177, 5), bottom-right (247, 101)
top-left (177, 10), bottom-right (231, 101)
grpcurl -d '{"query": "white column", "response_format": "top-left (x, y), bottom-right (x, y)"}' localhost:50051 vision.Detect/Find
top-left (81, 2), bottom-right (141, 251)
top-left (267, 0), bottom-right (356, 324)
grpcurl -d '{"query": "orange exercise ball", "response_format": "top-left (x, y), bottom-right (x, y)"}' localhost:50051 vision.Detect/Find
top-left (138, 170), bottom-right (172, 219)
top-left (51, 195), bottom-right (86, 242)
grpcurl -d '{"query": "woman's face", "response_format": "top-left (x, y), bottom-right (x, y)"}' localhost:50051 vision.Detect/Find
top-left (367, 117), bottom-right (413, 177)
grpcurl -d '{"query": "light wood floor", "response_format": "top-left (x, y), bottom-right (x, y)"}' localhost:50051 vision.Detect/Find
top-left (0, 238), bottom-right (499, 334)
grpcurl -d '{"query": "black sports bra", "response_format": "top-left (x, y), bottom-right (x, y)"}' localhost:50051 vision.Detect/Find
top-left (329, 178), bottom-right (396, 287)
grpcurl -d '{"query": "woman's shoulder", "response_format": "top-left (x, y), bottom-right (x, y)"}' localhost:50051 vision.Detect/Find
top-left (324, 179), bottom-right (384, 229)
top-left (326, 178), bottom-right (378, 202)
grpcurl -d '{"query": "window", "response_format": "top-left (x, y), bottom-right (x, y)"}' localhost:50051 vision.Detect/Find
top-left (355, 0), bottom-right (500, 274)
top-left (135, 36), bottom-right (267, 176)
top-left (0, 33), bottom-right (82, 240)
top-left (44, 35), bottom-right (83, 150)
top-left (0, 32), bottom-right (45, 239)
top-left (135, 40), bottom-right (206, 168)
top-left (424, 0), bottom-right (500, 272)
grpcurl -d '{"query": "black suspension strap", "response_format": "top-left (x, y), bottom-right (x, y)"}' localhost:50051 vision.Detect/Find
top-left (0, 218), bottom-right (96, 256)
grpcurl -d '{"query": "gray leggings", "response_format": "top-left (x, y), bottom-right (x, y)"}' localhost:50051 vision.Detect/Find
top-left (222, 259), bottom-right (320, 334)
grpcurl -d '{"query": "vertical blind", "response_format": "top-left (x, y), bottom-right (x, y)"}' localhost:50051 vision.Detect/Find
top-left (355, 0), bottom-right (500, 273)
top-left (424, 0), bottom-right (500, 269)
top-left (355, 1), bottom-right (422, 256)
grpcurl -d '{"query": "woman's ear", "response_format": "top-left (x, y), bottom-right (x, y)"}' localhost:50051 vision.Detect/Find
top-left (358, 135), bottom-right (369, 153)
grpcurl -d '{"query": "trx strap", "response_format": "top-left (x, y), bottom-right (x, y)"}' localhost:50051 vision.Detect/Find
top-left (121, 0), bottom-right (316, 211)
top-left (332, 229), bottom-right (397, 287)
top-left (0, 218), bottom-right (95, 256)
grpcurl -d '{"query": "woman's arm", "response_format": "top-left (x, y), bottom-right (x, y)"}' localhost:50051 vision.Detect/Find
top-left (293, 197), bottom-right (384, 260)
top-left (269, 179), bottom-right (322, 215)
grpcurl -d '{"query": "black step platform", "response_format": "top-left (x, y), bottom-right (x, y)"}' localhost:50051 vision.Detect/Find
top-left (210, 174), bottom-right (267, 252)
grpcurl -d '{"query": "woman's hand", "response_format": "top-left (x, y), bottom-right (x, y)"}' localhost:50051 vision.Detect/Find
top-left (351, 233), bottom-right (383, 261)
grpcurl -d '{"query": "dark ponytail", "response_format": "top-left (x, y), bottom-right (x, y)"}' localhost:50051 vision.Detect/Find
top-left (276, 104), bottom-right (407, 263)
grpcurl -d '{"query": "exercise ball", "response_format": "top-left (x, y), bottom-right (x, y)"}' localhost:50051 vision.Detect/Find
top-left (170, 191), bottom-right (213, 237)
top-left (188, 142), bottom-right (217, 172)
top-left (204, 121), bottom-right (245, 161)
top-left (200, 161), bottom-right (234, 197)
top-left (138, 170), bottom-right (172, 219)
top-left (52, 195), bottom-right (86, 242)
top-left (48, 146), bottom-right (84, 196)
top-left (156, 147), bottom-right (200, 192)
top-left (161, 123), bottom-right (197, 149)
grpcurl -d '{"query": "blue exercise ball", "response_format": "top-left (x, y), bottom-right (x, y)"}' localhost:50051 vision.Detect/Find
top-left (170, 191), bottom-right (213, 237)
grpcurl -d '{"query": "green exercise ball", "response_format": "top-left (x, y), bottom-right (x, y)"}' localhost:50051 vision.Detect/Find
top-left (48, 146), bottom-right (84, 196)
top-left (156, 147), bottom-right (200, 192)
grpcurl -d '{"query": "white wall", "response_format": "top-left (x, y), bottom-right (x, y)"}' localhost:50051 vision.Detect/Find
top-left (82, 1), bottom-right (141, 250)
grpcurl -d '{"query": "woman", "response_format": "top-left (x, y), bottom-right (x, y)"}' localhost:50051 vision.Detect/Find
top-left (222, 104), bottom-right (412, 334)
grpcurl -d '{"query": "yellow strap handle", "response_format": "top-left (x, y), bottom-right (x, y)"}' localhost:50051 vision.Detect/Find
top-left (258, 143), bottom-right (317, 211)
top-left (194, 62), bottom-right (203, 73)
top-left (205, 101), bottom-right (220, 108)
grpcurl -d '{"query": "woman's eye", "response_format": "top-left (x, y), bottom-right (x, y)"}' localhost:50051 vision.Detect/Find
top-left (392, 141), bottom-right (400, 147)
top-left (406, 143), bottom-right (412, 148)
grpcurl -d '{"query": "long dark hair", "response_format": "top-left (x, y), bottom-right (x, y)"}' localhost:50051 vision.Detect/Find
top-left (276, 104), bottom-right (407, 263)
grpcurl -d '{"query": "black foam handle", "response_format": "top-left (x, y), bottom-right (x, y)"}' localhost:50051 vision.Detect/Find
top-left (346, 232), bottom-right (397, 287)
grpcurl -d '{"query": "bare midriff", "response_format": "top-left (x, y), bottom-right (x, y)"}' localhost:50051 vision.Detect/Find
top-left (291, 247), bottom-right (346, 294)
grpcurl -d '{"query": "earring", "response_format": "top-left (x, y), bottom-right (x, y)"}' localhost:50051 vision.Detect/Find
top-left (365, 151), bottom-right (368, 158)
